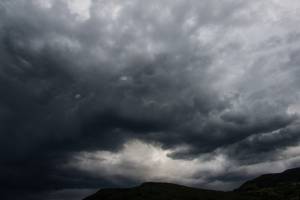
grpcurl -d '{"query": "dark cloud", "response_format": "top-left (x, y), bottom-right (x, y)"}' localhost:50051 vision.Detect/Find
top-left (1, 0), bottom-right (300, 199)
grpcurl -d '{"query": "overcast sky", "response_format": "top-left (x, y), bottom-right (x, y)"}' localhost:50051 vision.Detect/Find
top-left (1, 0), bottom-right (300, 199)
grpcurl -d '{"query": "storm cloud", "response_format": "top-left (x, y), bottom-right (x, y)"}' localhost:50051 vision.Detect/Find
top-left (1, 0), bottom-right (300, 199)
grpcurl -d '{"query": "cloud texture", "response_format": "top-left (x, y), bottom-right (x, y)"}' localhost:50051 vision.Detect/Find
top-left (1, 0), bottom-right (300, 199)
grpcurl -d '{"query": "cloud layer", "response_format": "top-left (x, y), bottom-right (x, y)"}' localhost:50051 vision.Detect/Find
top-left (1, 0), bottom-right (300, 199)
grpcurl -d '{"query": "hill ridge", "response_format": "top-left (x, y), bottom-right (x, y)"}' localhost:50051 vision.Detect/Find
top-left (83, 167), bottom-right (300, 200)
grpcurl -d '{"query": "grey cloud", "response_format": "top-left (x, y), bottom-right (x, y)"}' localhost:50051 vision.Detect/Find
top-left (1, 0), bottom-right (300, 199)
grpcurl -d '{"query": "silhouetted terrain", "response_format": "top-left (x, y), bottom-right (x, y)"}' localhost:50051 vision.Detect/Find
top-left (83, 168), bottom-right (300, 200)
top-left (235, 167), bottom-right (300, 199)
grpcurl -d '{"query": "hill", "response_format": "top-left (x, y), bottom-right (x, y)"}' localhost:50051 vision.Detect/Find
top-left (235, 167), bottom-right (300, 199)
top-left (83, 167), bottom-right (300, 200)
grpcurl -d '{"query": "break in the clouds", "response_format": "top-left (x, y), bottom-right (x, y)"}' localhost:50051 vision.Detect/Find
top-left (1, 0), bottom-right (300, 199)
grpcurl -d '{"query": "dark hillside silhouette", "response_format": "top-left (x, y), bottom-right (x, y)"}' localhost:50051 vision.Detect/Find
top-left (83, 167), bottom-right (300, 200)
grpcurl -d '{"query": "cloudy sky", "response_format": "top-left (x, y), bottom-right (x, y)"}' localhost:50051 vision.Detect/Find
top-left (1, 0), bottom-right (300, 199)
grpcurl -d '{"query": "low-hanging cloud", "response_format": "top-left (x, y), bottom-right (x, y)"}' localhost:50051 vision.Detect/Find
top-left (1, 0), bottom-right (300, 199)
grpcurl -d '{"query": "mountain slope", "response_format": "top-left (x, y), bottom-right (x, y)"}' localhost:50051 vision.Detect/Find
top-left (237, 167), bottom-right (300, 191)
top-left (235, 167), bottom-right (300, 199)
top-left (83, 182), bottom-right (255, 200)
top-left (83, 167), bottom-right (300, 200)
